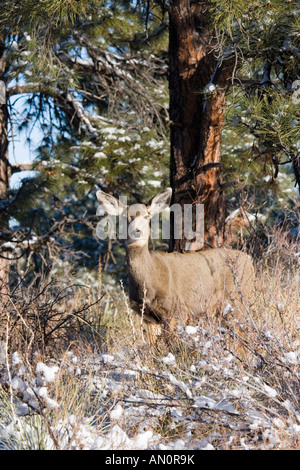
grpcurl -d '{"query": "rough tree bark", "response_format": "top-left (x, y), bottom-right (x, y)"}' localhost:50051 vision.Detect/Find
top-left (168, 0), bottom-right (234, 252)
top-left (0, 38), bottom-right (10, 292)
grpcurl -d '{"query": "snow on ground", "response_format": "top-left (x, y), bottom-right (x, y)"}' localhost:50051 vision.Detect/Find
top-left (0, 323), bottom-right (300, 450)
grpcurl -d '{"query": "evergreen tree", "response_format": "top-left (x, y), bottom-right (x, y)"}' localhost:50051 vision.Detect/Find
top-left (0, 0), bottom-right (299, 290)
top-left (167, 0), bottom-right (299, 250)
top-left (218, 0), bottom-right (300, 190)
top-left (0, 0), bottom-right (169, 287)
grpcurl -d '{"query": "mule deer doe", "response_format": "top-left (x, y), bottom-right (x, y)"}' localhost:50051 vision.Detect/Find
top-left (96, 188), bottom-right (255, 345)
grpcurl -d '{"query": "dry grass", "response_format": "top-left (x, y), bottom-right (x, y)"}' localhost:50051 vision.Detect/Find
top-left (0, 224), bottom-right (299, 450)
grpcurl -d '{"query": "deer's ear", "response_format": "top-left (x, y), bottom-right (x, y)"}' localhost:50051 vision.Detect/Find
top-left (96, 190), bottom-right (125, 216)
top-left (148, 188), bottom-right (172, 216)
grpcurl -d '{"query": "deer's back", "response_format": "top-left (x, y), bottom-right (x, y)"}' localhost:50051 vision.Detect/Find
top-left (149, 247), bottom-right (254, 316)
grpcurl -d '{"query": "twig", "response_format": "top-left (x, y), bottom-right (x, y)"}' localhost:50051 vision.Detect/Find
top-left (120, 279), bottom-right (136, 343)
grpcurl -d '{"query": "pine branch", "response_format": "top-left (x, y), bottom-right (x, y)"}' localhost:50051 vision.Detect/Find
top-left (7, 83), bottom-right (98, 135)
top-left (7, 83), bottom-right (42, 98)
top-left (55, 33), bottom-right (169, 132)
top-left (129, 20), bottom-right (169, 44)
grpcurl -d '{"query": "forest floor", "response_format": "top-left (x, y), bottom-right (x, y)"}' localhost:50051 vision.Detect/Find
top-left (0, 241), bottom-right (299, 450)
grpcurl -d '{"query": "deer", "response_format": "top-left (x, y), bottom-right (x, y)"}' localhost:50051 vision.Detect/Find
top-left (96, 188), bottom-right (255, 346)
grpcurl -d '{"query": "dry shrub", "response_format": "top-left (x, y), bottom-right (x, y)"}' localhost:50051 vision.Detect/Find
top-left (0, 276), bottom-right (106, 359)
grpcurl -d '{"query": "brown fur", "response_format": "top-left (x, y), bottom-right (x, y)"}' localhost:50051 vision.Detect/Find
top-left (96, 188), bottom-right (255, 346)
top-left (127, 244), bottom-right (255, 343)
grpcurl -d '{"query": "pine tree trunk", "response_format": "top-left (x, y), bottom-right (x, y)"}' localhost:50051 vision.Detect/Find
top-left (0, 44), bottom-right (10, 293)
top-left (168, 0), bottom-right (233, 252)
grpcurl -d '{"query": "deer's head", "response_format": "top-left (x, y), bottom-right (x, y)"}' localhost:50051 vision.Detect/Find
top-left (96, 188), bottom-right (172, 248)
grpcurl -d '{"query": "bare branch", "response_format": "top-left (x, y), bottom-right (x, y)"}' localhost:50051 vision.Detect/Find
top-left (7, 83), bottom-right (42, 98)
top-left (8, 83), bottom-right (98, 135)
top-left (10, 162), bottom-right (36, 173)
top-left (56, 33), bottom-right (169, 133)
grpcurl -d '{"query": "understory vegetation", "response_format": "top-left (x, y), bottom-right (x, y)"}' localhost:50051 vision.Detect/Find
top-left (0, 223), bottom-right (299, 450)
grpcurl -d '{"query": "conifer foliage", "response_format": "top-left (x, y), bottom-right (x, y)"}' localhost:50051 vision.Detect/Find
top-left (167, 0), bottom-right (299, 249)
top-left (0, 0), bottom-right (299, 285)
top-left (0, 0), bottom-right (169, 283)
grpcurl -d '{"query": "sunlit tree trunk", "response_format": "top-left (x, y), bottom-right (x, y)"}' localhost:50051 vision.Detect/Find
top-left (168, 0), bottom-right (233, 252)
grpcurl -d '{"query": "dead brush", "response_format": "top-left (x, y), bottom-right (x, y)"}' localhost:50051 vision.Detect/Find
top-left (0, 275), bottom-right (105, 358)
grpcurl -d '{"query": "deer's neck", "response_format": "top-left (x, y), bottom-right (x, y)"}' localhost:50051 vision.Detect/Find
top-left (126, 244), bottom-right (153, 287)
